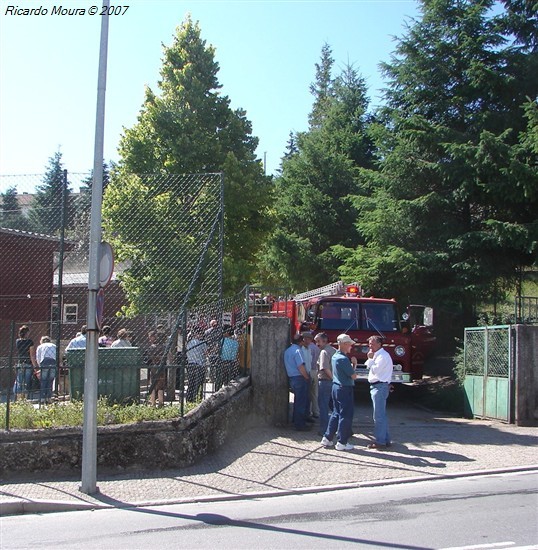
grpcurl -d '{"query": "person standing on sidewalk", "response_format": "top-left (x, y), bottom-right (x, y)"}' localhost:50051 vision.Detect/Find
top-left (303, 332), bottom-right (320, 419)
top-left (321, 334), bottom-right (358, 451)
top-left (365, 335), bottom-right (393, 449)
top-left (284, 334), bottom-right (311, 431)
top-left (315, 332), bottom-right (335, 436)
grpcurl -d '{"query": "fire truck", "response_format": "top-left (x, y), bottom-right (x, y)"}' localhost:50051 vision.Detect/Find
top-left (272, 281), bottom-right (435, 383)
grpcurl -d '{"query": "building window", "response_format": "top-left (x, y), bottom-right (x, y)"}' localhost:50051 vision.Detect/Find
top-left (63, 304), bottom-right (78, 324)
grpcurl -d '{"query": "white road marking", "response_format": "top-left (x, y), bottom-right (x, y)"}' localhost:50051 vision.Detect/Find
top-left (440, 543), bottom-right (538, 550)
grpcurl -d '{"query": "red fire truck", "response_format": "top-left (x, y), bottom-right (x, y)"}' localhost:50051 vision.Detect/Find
top-left (272, 281), bottom-right (435, 383)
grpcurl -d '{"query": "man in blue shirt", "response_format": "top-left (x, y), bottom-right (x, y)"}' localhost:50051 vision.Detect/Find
top-left (321, 333), bottom-right (358, 450)
top-left (215, 325), bottom-right (239, 391)
top-left (284, 334), bottom-right (311, 431)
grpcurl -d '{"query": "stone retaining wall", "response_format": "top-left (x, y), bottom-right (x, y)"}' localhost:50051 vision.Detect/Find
top-left (1, 377), bottom-right (253, 479)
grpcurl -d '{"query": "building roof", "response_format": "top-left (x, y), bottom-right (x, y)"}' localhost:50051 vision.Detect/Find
top-left (0, 226), bottom-right (77, 246)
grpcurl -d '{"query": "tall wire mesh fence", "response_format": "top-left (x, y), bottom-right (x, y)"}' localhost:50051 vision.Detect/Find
top-left (0, 171), bottom-right (246, 429)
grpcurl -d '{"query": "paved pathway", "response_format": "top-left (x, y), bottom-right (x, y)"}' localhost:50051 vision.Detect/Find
top-left (1, 401), bottom-right (537, 515)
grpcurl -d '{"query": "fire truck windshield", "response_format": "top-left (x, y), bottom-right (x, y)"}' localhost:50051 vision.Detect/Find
top-left (318, 301), bottom-right (400, 332)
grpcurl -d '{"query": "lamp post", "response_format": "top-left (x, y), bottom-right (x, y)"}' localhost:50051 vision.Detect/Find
top-left (80, 0), bottom-right (109, 495)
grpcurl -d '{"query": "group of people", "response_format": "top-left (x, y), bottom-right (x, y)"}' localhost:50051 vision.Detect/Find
top-left (183, 321), bottom-right (240, 403)
top-left (13, 325), bottom-right (57, 403)
top-left (65, 325), bottom-right (134, 350)
top-left (285, 332), bottom-right (393, 451)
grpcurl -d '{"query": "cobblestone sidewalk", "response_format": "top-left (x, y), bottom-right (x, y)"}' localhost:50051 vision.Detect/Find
top-left (1, 402), bottom-right (537, 514)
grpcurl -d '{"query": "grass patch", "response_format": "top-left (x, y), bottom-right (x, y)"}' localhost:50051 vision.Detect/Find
top-left (0, 398), bottom-right (198, 430)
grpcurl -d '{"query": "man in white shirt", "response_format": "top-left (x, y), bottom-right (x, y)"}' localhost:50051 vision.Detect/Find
top-left (365, 335), bottom-right (393, 449)
top-left (66, 326), bottom-right (87, 350)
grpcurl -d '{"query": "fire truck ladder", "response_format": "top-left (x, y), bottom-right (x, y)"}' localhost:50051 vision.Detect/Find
top-left (294, 281), bottom-right (347, 302)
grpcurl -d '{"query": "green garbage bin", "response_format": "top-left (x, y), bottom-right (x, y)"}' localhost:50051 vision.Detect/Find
top-left (67, 347), bottom-right (142, 403)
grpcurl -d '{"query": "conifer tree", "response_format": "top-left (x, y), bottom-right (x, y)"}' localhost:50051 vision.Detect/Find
top-left (0, 187), bottom-right (31, 231)
top-left (337, 0), bottom-right (538, 324)
top-left (258, 46), bottom-right (373, 291)
top-left (28, 151), bottom-right (71, 235)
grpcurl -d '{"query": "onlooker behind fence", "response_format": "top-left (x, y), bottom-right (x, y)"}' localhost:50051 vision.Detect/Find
top-left (146, 330), bottom-right (166, 407)
top-left (13, 324), bottom-right (38, 397)
top-left (111, 328), bottom-right (132, 348)
top-left (36, 335), bottom-right (57, 403)
top-left (98, 325), bottom-right (114, 347)
top-left (204, 319), bottom-right (223, 384)
top-left (215, 325), bottom-right (239, 391)
top-left (66, 325), bottom-right (87, 350)
top-left (186, 328), bottom-right (207, 402)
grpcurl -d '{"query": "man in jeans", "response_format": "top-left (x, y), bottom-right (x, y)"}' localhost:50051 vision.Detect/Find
top-left (365, 335), bottom-right (393, 449)
top-left (284, 334), bottom-right (311, 431)
top-left (315, 332), bottom-right (335, 436)
top-left (321, 334), bottom-right (358, 451)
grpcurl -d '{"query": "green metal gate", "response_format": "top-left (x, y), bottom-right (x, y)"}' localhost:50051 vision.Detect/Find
top-left (463, 325), bottom-right (513, 422)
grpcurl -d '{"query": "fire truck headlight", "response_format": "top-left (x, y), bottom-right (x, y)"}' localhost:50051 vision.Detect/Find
top-left (394, 345), bottom-right (406, 357)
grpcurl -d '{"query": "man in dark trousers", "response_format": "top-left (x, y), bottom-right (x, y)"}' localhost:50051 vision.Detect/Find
top-left (321, 333), bottom-right (358, 451)
top-left (284, 333), bottom-right (311, 431)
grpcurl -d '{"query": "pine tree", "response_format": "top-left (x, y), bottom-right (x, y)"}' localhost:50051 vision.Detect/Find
top-left (338, 0), bottom-right (538, 325)
top-left (29, 151), bottom-right (71, 235)
top-left (0, 187), bottom-right (31, 230)
top-left (258, 49), bottom-right (373, 291)
top-left (308, 42), bottom-right (335, 129)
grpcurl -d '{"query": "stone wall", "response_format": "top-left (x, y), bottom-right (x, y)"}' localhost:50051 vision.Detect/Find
top-left (0, 377), bottom-right (253, 479)
top-left (515, 324), bottom-right (538, 426)
top-left (0, 315), bottom-right (293, 479)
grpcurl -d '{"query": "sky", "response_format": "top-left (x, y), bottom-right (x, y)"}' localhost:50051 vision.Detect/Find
top-left (0, 0), bottom-right (420, 192)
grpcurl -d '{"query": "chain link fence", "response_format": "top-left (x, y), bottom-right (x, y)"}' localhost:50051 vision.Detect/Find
top-left (0, 171), bottom-right (252, 428)
top-left (464, 326), bottom-right (511, 378)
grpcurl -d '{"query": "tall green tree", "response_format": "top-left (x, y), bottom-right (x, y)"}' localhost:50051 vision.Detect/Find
top-left (103, 16), bottom-right (271, 313)
top-left (337, 0), bottom-right (538, 324)
top-left (29, 151), bottom-right (71, 235)
top-left (258, 48), bottom-right (373, 290)
top-left (0, 187), bottom-right (32, 230)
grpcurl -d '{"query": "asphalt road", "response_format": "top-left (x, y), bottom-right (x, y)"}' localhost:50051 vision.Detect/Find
top-left (2, 471), bottom-right (537, 550)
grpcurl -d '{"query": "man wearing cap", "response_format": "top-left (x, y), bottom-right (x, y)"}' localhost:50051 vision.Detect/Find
top-left (321, 333), bottom-right (358, 451)
top-left (284, 334), bottom-right (311, 431)
top-left (365, 335), bottom-right (393, 449)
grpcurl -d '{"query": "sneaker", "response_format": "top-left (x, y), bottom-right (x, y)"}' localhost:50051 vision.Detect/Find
top-left (320, 436), bottom-right (334, 447)
top-left (335, 442), bottom-right (354, 451)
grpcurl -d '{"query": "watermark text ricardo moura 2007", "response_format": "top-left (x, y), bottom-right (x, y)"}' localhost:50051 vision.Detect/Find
top-left (4, 5), bottom-right (130, 16)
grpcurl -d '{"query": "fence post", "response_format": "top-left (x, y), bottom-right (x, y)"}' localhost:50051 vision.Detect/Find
top-left (5, 320), bottom-right (16, 430)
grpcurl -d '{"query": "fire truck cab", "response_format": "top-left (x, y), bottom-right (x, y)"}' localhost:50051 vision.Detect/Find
top-left (273, 281), bottom-right (435, 383)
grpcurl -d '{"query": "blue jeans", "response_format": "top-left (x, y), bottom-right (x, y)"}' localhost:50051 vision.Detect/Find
top-left (370, 382), bottom-right (391, 445)
top-left (13, 364), bottom-right (33, 397)
top-left (40, 363), bottom-right (57, 401)
top-left (289, 376), bottom-right (309, 429)
top-left (318, 379), bottom-right (333, 435)
top-left (325, 384), bottom-right (354, 445)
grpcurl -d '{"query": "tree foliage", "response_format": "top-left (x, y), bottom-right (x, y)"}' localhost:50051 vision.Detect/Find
top-left (103, 16), bottom-right (271, 313)
top-left (337, 0), bottom-right (538, 323)
top-left (0, 187), bottom-right (32, 231)
top-left (28, 151), bottom-right (72, 235)
top-left (258, 47), bottom-right (373, 290)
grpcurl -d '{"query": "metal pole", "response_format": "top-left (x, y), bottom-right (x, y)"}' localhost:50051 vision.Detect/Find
top-left (5, 320), bottom-right (15, 430)
top-left (81, 3), bottom-right (109, 495)
top-left (55, 170), bottom-right (68, 395)
top-left (219, 172), bottom-right (224, 302)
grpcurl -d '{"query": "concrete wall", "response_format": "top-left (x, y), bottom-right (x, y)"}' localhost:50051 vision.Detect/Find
top-left (514, 324), bottom-right (538, 426)
top-left (249, 316), bottom-right (290, 426)
top-left (0, 377), bottom-right (253, 479)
